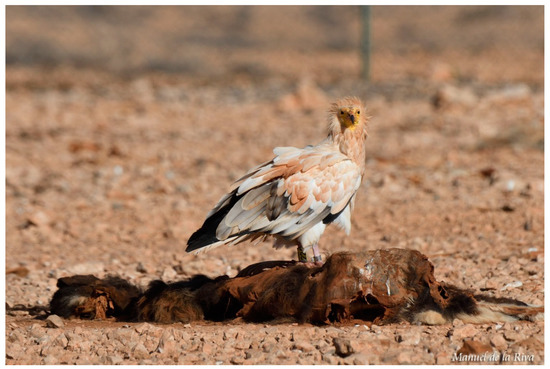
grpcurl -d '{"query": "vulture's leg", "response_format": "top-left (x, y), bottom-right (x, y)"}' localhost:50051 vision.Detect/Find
top-left (297, 245), bottom-right (308, 262)
top-left (312, 243), bottom-right (323, 263)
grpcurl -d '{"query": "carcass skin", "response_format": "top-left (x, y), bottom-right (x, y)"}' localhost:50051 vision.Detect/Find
top-left (50, 249), bottom-right (543, 325)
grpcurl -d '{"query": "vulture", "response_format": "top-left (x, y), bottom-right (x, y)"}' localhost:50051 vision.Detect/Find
top-left (186, 97), bottom-right (368, 262)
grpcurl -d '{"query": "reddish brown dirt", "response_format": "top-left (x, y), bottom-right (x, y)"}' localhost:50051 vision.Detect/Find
top-left (5, 6), bottom-right (543, 365)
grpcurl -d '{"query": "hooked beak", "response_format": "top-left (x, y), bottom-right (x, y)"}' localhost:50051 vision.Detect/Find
top-left (349, 114), bottom-right (355, 124)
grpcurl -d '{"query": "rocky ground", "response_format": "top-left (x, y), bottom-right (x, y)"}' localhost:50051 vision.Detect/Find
top-left (5, 5), bottom-right (544, 365)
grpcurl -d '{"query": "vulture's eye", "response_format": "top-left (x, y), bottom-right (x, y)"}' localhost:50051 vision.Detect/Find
top-left (340, 110), bottom-right (344, 115)
top-left (357, 111), bottom-right (360, 115)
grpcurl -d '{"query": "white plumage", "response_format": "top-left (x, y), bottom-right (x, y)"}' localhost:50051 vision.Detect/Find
top-left (186, 97), bottom-right (368, 262)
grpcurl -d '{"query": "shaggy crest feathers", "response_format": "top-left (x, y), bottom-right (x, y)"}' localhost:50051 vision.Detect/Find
top-left (328, 96), bottom-right (368, 136)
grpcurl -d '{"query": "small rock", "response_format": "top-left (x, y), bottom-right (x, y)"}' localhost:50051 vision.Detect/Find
top-left (399, 330), bottom-right (421, 345)
top-left (293, 341), bottom-right (316, 353)
top-left (500, 281), bottom-right (523, 291)
top-left (42, 355), bottom-right (58, 365)
top-left (435, 351), bottom-right (451, 364)
top-left (132, 343), bottom-right (149, 359)
top-left (40, 343), bottom-right (60, 357)
top-left (110, 327), bottom-right (134, 342)
top-left (69, 261), bottom-right (104, 275)
top-left (234, 339), bottom-right (251, 350)
top-left (6, 266), bottom-right (30, 277)
top-left (230, 355), bottom-right (244, 364)
top-left (244, 349), bottom-right (263, 363)
top-left (397, 350), bottom-right (412, 364)
top-left (490, 334), bottom-right (507, 350)
top-left (28, 323), bottom-right (46, 339)
top-left (201, 342), bottom-right (214, 355)
top-left (457, 340), bottom-right (493, 355)
top-left (452, 318), bottom-right (464, 327)
top-left (135, 322), bottom-right (154, 334)
top-left (452, 324), bottom-right (477, 340)
top-left (106, 355), bottom-right (123, 365)
top-left (27, 210), bottom-right (53, 227)
top-left (319, 343), bottom-right (336, 355)
top-left (136, 262), bottom-right (149, 273)
top-left (53, 333), bottom-right (69, 348)
top-left (223, 329), bottom-right (238, 341)
top-left (333, 337), bottom-right (354, 357)
top-left (156, 330), bottom-right (177, 354)
top-left (6, 343), bottom-right (22, 360)
top-left (381, 348), bottom-right (401, 363)
top-left (161, 266), bottom-right (178, 281)
top-left (7, 330), bottom-right (24, 344)
top-left (485, 279), bottom-right (500, 290)
top-left (351, 352), bottom-right (370, 365)
top-left (322, 353), bottom-right (339, 364)
top-left (46, 314), bottom-right (64, 328)
top-left (503, 330), bottom-right (522, 341)
top-left (513, 337), bottom-right (543, 352)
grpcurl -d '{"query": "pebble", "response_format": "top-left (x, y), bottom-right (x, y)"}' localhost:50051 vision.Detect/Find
top-left (457, 340), bottom-right (493, 355)
top-left (161, 266), bottom-right (178, 281)
top-left (68, 261), bottom-right (105, 275)
top-left (333, 338), bottom-right (354, 357)
top-left (135, 322), bottom-right (154, 334)
top-left (293, 341), bottom-right (316, 353)
top-left (350, 352), bottom-right (371, 365)
top-left (6, 343), bottom-right (22, 360)
top-left (201, 342), bottom-right (214, 354)
top-left (156, 330), bottom-right (177, 354)
top-left (46, 314), bottom-right (64, 328)
top-left (503, 330), bottom-right (522, 341)
top-left (7, 330), bottom-right (24, 344)
top-left (397, 350), bottom-right (412, 364)
top-left (106, 355), bottom-right (123, 365)
top-left (230, 355), bottom-right (245, 364)
top-left (485, 279), bottom-right (501, 290)
top-left (234, 339), bottom-right (251, 350)
top-left (435, 351), bottom-right (451, 364)
top-left (27, 210), bottom-right (53, 227)
top-left (452, 324), bottom-right (477, 340)
top-left (244, 349), bottom-right (264, 364)
top-left (490, 334), bottom-right (507, 350)
top-left (40, 343), bottom-right (60, 357)
top-left (42, 355), bottom-right (58, 365)
top-left (399, 330), bottom-right (421, 345)
top-left (500, 281), bottom-right (523, 291)
top-left (322, 353), bottom-right (339, 364)
top-left (132, 343), bottom-right (149, 359)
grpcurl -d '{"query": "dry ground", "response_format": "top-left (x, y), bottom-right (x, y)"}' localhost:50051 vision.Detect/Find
top-left (5, 5), bottom-right (544, 365)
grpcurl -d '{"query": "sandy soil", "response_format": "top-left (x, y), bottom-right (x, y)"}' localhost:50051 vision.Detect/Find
top-left (5, 5), bottom-right (544, 365)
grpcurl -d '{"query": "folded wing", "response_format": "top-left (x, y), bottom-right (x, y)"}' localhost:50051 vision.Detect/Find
top-left (186, 144), bottom-right (362, 253)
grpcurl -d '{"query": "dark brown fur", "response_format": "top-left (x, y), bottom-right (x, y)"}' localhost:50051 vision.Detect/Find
top-left (49, 249), bottom-right (543, 325)
top-left (50, 275), bottom-right (140, 320)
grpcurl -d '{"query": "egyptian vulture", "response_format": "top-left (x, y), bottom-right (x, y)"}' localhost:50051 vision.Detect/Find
top-left (186, 97), bottom-right (368, 262)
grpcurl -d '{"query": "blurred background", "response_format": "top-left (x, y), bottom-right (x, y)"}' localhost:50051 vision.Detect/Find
top-left (6, 6), bottom-right (543, 86)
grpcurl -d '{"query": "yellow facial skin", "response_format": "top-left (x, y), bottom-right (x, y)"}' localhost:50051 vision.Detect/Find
top-left (337, 107), bottom-right (361, 129)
